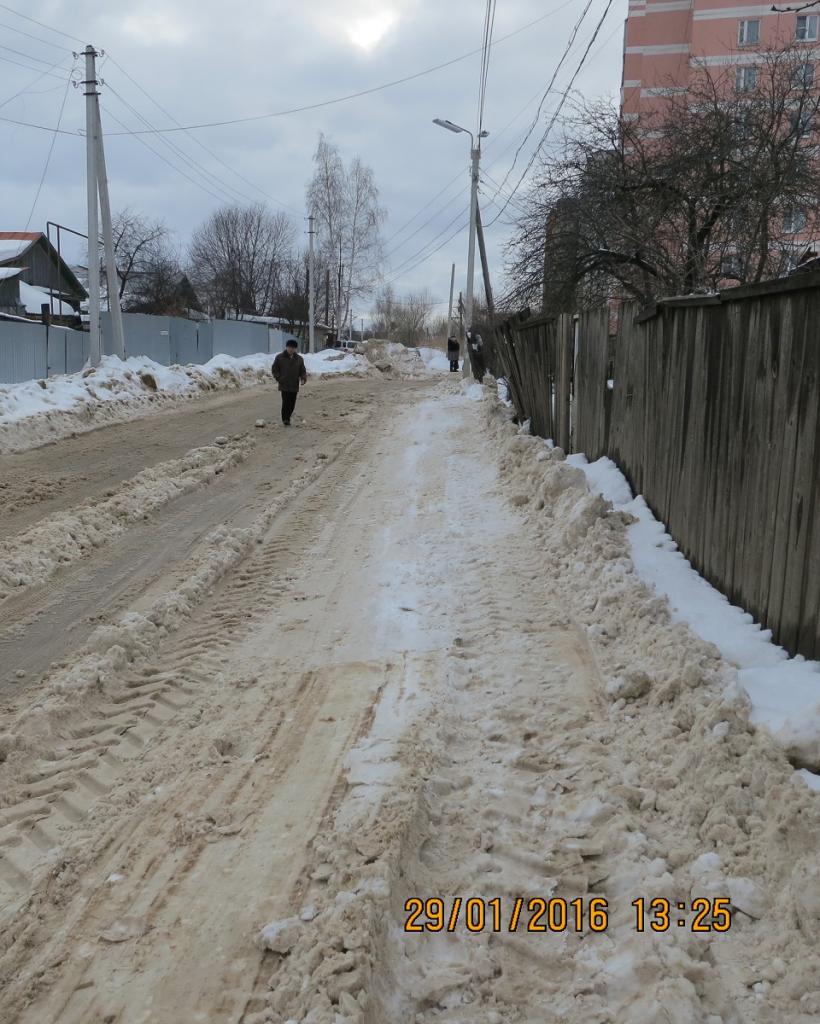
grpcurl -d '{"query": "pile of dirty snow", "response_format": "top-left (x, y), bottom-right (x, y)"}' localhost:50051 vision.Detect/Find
top-left (0, 349), bottom-right (369, 454)
top-left (360, 340), bottom-right (453, 377)
top-left (564, 451), bottom-right (820, 780)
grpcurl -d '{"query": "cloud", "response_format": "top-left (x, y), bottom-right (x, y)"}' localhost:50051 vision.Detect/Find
top-left (121, 4), bottom-right (190, 44)
top-left (0, 0), bottom-right (625, 306)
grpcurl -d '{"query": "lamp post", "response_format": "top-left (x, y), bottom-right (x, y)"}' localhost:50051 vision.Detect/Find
top-left (433, 118), bottom-right (488, 361)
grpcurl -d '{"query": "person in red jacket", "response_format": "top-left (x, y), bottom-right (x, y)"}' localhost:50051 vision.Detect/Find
top-left (271, 339), bottom-right (307, 426)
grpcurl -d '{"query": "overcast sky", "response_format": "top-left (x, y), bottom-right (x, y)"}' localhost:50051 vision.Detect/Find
top-left (0, 0), bottom-right (625, 316)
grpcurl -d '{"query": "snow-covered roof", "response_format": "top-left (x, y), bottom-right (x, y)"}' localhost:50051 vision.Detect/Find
top-left (18, 281), bottom-right (76, 316)
top-left (0, 267), bottom-right (23, 281)
top-left (0, 240), bottom-right (33, 262)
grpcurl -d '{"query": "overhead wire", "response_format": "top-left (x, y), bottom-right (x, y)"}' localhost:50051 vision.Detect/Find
top-left (104, 84), bottom-right (273, 209)
top-left (0, 19), bottom-right (72, 52)
top-left (102, 6), bottom-right (583, 136)
top-left (24, 59), bottom-right (75, 231)
top-left (486, 0), bottom-right (616, 227)
top-left (0, 3), bottom-right (86, 46)
top-left (102, 106), bottom-right (230, 206)
top-left (486, 0), bottom-right (595, 204)
top-left (0, 51), bottom-right (74, 81)
top-left (103, 55), bottom-right (301, 216)
top-left (0, 54), bottom-right (74, 108)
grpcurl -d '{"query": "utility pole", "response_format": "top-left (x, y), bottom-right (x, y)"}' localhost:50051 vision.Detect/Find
top-left (94, 103), bottom-right (125, 359)
top-left (84, 47), bottom-right (101, 366)
top-left (308, 214), bottom-right (316, 353)
top-left (465, 142), bottom-right (481, 337)
top-left (82, 45), bottom-right (124, 364)
top-left (446, 262), bottom-right (456, 339)
top-left (475, 202), bottom-right (495, 323)
top-left (337, 235), bottom-right (344, 341)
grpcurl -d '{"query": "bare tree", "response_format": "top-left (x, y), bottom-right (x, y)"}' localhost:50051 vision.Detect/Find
top-left (505, 46), bottom-right (820, 309)
top-left (372, 285), bottom-right (435, 344)
top-left (372, 283), bottom-right (397, 338)
top-left (307, 134), bottom-right (386, 334)
top-left (188, 204), bottom-right (296, 318)
top-left (109, 210), bottom-right (172, 303)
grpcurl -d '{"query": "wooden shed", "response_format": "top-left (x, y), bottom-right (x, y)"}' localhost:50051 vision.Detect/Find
top-left (0, 232), bottom-right (87, 321)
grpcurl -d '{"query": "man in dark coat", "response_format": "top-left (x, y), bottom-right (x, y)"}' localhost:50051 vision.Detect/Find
top-left (271, 339), bottom-right (307, 425)
top-left (466, 328), bottom-right (486, 383)
top-left (447, 337), bottom-right (460, 372)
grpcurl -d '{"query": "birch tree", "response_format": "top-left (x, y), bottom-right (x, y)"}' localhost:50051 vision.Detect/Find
top-left (307, 134), bottom-right (386, 333)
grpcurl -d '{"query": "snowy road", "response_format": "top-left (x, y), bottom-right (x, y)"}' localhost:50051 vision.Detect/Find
top-left (1, 379), bottom-right (819, 1023)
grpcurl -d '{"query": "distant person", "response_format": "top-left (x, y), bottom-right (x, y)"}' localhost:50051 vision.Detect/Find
top-left (466, 328), bottom-right (486, 383)
top-left (271, 339), bottom-right (307, 426)
top-left (447, 336), bottom-right (460, 372)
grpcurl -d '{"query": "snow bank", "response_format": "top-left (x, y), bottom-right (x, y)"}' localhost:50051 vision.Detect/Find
top-left (416, 346), bottom-right (453, 373)
top-left (0, 349), bottom-right (369, 453)
top-left (566, 452), bottom-right (820, 776)
top-left (360, 341), bottom-right (454, 377)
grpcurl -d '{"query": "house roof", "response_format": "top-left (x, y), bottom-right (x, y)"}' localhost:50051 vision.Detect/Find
top-left (19, 281), bottom-right (77, 316)
top-left (0, 267), bottom-right (23, 281)
top-left (0, 239), bottom-right (36, 262)
top-left (0, 231), bottom-right (87, 300)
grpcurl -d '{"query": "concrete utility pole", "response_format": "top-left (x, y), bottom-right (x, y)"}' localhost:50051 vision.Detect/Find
top-left (84, 47), bottom-right (101, 366)
top-left (308, 214), bottom-right (316, 353)
top-left (432, 119), bottom-right (488, 375)
top-left (83, 45), bottom-right (125, 364)
top-left (475, 202), bottom-right (495, 323)
top-left (94, 103), bottom-right (125, 360)
top-left (465, 141), bottom-right (481, 336)
top-left (447, 262), bottom-right (456, 339)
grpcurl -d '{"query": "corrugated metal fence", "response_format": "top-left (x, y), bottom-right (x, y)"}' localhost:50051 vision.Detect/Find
top-left (495, 271), bottom-right (820, 661)
top-left (0, 313), bottom-right (300, 385)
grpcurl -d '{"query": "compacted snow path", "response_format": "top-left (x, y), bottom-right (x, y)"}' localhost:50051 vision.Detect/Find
top-left (1, 382), bottom-right (819, 1023)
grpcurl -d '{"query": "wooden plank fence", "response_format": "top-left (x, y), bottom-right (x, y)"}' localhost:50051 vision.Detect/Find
top-left (494, 271), bottom-right (820, 660)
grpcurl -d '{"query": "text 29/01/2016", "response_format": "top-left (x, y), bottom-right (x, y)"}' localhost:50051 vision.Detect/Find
top-left (403, 897), bottom-right (733, 934)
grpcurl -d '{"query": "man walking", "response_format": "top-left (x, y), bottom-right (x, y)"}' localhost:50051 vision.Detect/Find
top-left (447, 336), bottom-right (460, 372)
top-left (466, 327), bottom-right (486, 383)
top-left (272, 339), bottom-right (307, 426)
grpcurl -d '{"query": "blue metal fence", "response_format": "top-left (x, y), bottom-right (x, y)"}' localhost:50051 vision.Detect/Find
top-left (0, 314), bottom-right (302, 385)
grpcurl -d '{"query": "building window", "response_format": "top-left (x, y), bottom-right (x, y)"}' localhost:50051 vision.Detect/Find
top-left (736, 66), bottom-right (758, 92)
top-left (796, 15), bottom-right (820, 42)
top-left (793, 62), bottom-right (815, 88)
top-left (783, 207), bottom-right (807, 234)
top-left (789, 109), bottom-right (814, 138)
top-left (738, 19), bottom-right (760, 46)
top-left (721, 254), bottom-right (742, 279)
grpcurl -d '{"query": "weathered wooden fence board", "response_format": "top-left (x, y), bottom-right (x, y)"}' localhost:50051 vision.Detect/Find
top-left (495, 271), bottom-right (820, 660)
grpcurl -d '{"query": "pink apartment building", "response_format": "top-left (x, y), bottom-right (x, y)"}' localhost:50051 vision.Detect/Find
top-left (622, 0), bottom-right (820, 265)
top-left (622, 0), bottom-right (820, 119)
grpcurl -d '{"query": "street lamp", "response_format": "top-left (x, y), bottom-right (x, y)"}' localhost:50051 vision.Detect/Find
top-left (433, 118), bottom-right (489, 360)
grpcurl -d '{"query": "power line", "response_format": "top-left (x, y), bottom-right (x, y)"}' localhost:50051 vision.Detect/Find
top-left (104, 85), bottom-right (269, 209)
top-left (383, 217), bottom-right (470, 287)
top-left (477, 0), bottom-right (498, 135)
top-left (102, 107), bottom-right (229, 206)
top-left (0, 42), bottom-right (68, 68)
top-left (0, 3), bottom-right (86, 46)
top-left (0, 55), bottom-right (74, 108)
top-left (0, 51), bottom-right (73, 81)
top-left (104, 55), bottom-right (301, 216)
top-left (0, 20), bottom-right (72, 52)
top-left (487, 0), bottom-right (595, 206)
top-left (24, 61), bottom-right (74, 231)
top-left (103, 6), bottom-right (582, 136)
top-left (486, 0), bottom-right (616, 227)
top-left (387, 208), bottom-right (468, 281)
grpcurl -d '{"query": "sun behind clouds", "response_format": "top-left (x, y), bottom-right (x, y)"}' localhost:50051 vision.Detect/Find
top-left (346, 10), bottom-right (398, 50)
